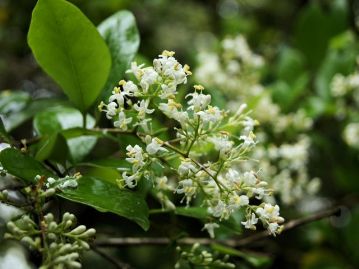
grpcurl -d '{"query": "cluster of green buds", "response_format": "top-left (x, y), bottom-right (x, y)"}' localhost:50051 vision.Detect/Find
top-left (175, 244), bottom-right (235, 269)
top-left (5, 212), bottom-right (95, 269)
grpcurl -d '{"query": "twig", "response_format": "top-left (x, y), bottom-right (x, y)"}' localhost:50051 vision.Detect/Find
top-left (94, 204), bottom-right (346, 248)
top-left (91, 245), bottom-right (133, 269)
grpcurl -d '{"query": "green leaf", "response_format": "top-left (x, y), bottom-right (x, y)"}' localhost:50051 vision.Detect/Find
top-left (59, 176), bottom-right (149, 230)
top-left (212, 244), bottom-right (272, 268)
top-left (294, 1), bottom-right (348, 70)
top-left (0, 91), bottom-right (30, 114)
top-left (0, 148), bottom-right (149, 230)
top-left (0, 118), bottom-right (12, 144)
top-left (3, 98), bottom-right (68, 132)
top-left (34, 106), bottom-right (97, 163)
top-left (28, 0), bottom-right (111, 111)
top-left (275, 47), bottom-right (306, 84)
top-left (98, 10), bottom-right (140, 99)
top-left (175, 207), bottom-right (209, 219)
top-left (35, 133), bottom-right (69, 162)
top-left (0, 148), bottom-right (54, 183)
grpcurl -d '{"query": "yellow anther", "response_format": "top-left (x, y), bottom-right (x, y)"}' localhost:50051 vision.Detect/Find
top-left (184, 64), bottom-right (192, 75)
top-left (162, 50), bottom-right (175, 57)
top-left (194, 85), bottom-right (204, 91)
top-left (119, 80), bottom-right (126, 86)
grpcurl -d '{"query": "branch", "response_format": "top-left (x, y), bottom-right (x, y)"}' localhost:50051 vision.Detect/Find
top-left (94, 204), bottom-right (348, 248)
top-left (91, 246), bottom-right (133, 269)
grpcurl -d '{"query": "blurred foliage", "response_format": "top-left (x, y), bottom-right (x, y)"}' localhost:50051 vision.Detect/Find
top-left (0, 0), bottom-right (359, 268)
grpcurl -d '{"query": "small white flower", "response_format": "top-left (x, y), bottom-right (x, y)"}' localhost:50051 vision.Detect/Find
top-left (126, 62), bottom-right (145, 80)
top-left (228, 193), bottom-right (249, 211)
top-left (109, 90), bottom-right (126, 107)
top-left (134, 99), bottom-right (155, 119)
top-left (105, 102), bottom-right (118, 119)
top-left (202, 223), bottom-right (220, 238)
top-left (114, 111), bottom-right (132, 130)
top-left (178, 159), bottom-right (197, 176)
top-left (240, 132), bottom-right (256, 148)
top-left (208, 200), bottom-right (227, 219)
top-left (146, 138), bottom-right (168, 155)
top-left (242, 171), bottom-right (257, 186)
top-left (241, 213), bottom-right (258, 230)
top-left (140, 68), bottom-right (159, 92)
top-left (267, 222), bottom-right (279, 235)
top-left (226, 169), bottom-right (240, 184)
top-left (123, 81), bottom-right (139, 96)
top-left (208, 136), bottom-right (233, 157)
top-left (126, 145), bottom-right (146, 172)
top-left (196, 106), bottom-right (222, 124)
top-left (122, 172), bottom-right (139, 188)
top-left (186, 91), bottom-right (211, 112)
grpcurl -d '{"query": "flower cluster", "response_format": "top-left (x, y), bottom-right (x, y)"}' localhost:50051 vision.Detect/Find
top-left (195, 35), bottom-right (320, 206)
top-left (331, 61), bottom-right (359, 150)
top-left (99, 50), bottom-right (285, 236)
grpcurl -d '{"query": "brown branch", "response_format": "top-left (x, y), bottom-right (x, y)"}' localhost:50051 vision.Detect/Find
top-left (94, 204), bottom-right (348, 248)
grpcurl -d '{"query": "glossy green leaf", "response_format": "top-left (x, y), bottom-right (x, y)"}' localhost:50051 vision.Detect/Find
top-left (28, 0), bottom-right (111, 111)
top-left (35, 133), bottom-right (69, 162)
top-left (34, 106), bottom-right (97, 163)
top-left (59, 176), bottom-right (149, 230)
top-left (0, 148), bottom-right (54, 183)
top-left (98, 10), bottom-right (140, 99)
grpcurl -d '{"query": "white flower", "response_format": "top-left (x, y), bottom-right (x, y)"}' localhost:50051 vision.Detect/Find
top-left (153, 51), bottom-right (188, 85)
top-left (134, 99), bottom-right (155, 119)
top-left (267, 222), bottom-right (279, 235)
top-left (226, 169), bottom-right (240, 184)
top-left (126, 62), bottom-right (145, 80)
top-left (122, 172), bottom-right (139, 188)
top-left (146, 138), bottom-right (168, 155)
top-left (208, 200), bottom-right (227, 219)
top-left (123, 81), bottom-right (139, 96)
top-left (126, 145), bottom-right (146, 172)
top-left (256, 204), bottom-right (284, 223)
top-left (241, 116), bottom-right (258, 133)
top-left (196, 106), bottom-right (222, 124)
top-left (202, 223), bottom-right (220, 238)
top-left (140, 68), bottom-right (159, 92)
top-left (208, 136), bottom-right (233, 157)
top-left (228, 193), bottom-right (249, 211)
top-left (160, 84), bottom-right (177, 99)
top-left (178, 159), bottom-right (197, 176)
top-left (109, 90), bottom-right (126, 107)
top-left (114, 111), bottom-right (132, 130)
top-left (253, 187), bottom-right (265, 199)
top-left (242, 171), bottom-right (257, 186)
top-left (240, 132), bottom-right (256, 148)
top-left (241, 213), bottom-right (258, 230)
top-left (186, 91), bottom-right (211, 112)
top-left (105, 102), bottom-right (118, 119)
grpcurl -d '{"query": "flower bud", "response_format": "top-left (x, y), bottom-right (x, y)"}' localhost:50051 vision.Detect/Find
top-left (69, 225), bottom-right (86, 235)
